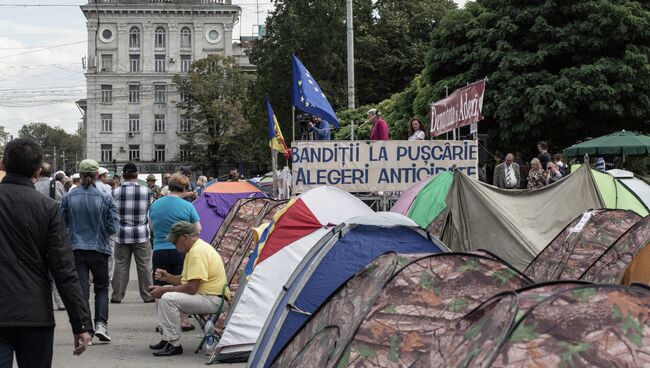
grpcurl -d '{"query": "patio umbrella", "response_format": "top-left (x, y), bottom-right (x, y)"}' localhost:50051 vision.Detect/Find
top-left (564, 130), bottom-right (650, 157)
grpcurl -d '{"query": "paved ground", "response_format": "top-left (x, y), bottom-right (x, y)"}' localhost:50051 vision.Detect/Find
top-left (45, 261), bottom-right (245, 368)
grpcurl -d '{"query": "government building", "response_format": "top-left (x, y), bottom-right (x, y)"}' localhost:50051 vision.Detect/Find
top-left (79, 0), bottom-right (247, 173)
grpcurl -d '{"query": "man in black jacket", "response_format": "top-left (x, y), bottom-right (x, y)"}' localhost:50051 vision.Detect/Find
top-left (0, 139), bottom-right (92, 368)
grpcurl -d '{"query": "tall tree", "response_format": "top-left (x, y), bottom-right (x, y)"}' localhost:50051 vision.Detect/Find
top-left (391, 0), bottom-right (650, 155)
top-left (173, 55), bottom-right (251, 176)
top-left (18, 122), bottom-right (82, 171)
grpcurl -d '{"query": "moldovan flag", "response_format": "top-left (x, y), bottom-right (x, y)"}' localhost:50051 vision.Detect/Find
top-left (266, 97), bottom-right (290, 159)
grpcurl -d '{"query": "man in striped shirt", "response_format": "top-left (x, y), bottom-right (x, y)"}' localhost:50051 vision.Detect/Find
top-left (110, 163), bottom-right (155, 303)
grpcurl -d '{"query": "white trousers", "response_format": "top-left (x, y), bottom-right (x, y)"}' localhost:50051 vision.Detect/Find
top-left (157, 292), bottom-right (222, 345)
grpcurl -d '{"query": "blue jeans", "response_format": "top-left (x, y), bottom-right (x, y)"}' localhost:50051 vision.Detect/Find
top-left (74, 250), bottom-right (109, 328)
top-left (0, 327), bottom-right (53, 368)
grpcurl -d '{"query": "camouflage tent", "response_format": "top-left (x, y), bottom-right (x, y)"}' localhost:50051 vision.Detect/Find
top-left (524, 209), bottom-right (641, 282)
top-left (270, 253), bottom-right (531, 367)
top-left (580, 214), bottom-right (650, 284)
top-left (250, 213), bottom-right (446, 367)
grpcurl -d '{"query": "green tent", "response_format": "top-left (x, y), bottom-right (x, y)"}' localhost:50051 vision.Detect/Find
top-left (571, 164), bottom-right (649, 216)
top-left (406, 171), bottom-right (454, 228)
top-left (564, 130), bottom-right (650, 157)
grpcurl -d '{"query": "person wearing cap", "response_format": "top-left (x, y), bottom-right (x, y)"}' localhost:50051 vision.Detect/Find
top-left (110, 163), bottom-right (155, 304)
top-left (34, 162), bottom-right (65, 203)
top-left (148, 221), bottom-right (230, 356)
top-left (60, 159), bottom-right (119, 344)
top-left (70, 173), bottom-right (81, 191)
top-left (146, 174), bottom-right (161, 200)
top-left (367, 108), bottom-right (389, 141)
top-left (96, 167), bottom-right (112, 196)
top-left (0, 139), bottom-right (92, 366)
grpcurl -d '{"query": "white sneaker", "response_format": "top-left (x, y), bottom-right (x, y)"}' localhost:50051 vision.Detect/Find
top-left (94, 322), bottom-right (111, 342)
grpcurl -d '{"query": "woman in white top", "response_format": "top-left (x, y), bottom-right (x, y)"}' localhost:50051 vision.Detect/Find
top-left (408, 118), bottom-right (426, 141)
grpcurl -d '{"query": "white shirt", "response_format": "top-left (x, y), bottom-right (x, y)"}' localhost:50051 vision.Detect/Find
top-left (408, 131), bottom-right (425, 141)
top-left (505, 164), bottom-right (517, 188)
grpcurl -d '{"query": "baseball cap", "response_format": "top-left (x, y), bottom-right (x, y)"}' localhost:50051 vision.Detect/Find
top-left (123, 163), bottom-right (138, 174)
top-left (146, 174), bottom-right (156, 181)
top-left (367, 108), bottom-right (378, 117)
top-left (165, 221), bottom-right (195, 243)
top-left (54, 170), bottom-right (68, 180)
top-left (98, 167), bottom-right (109, 176)
top-left (79, 159), bottom-right (99, 173)
top-left (71, 173), bottom-right (80, 180)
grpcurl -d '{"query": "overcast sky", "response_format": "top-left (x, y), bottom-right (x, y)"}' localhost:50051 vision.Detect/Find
top-left (0, 0), bottom-right (466, 138)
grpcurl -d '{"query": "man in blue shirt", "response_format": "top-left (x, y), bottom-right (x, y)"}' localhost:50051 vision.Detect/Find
top-left (61, 159), bottom-right (119, 344)
top-left (308, 116), bottom-right (331, 141)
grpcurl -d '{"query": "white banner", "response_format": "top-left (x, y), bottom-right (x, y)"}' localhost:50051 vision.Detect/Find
top-left (291, 140), bottom-right (478, 193)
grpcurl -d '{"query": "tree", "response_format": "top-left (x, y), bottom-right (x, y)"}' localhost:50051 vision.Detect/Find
top-left (173, 55), bottom-right (251, 177)
top-left (18, 122), bottom-right (82, 172)
top-left (390, 0), bottom-right (650, 156)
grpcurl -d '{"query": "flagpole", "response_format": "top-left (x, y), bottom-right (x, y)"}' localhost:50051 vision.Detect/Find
top-left (271, 150), bottom-right (278, 198)
top-left (292, 106), bottom-right (296, 142)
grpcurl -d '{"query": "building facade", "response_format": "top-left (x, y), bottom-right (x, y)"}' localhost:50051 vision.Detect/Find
top-left (80, 0), bottom-right (242, 172)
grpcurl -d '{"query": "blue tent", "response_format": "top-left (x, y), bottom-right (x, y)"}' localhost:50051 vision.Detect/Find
top-left (248, 212), bottom-right (447, 367)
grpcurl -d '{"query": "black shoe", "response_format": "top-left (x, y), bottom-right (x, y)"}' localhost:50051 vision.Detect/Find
top-left (143, 299), bottom-right (155, 303)
top-left (110, 300), bottom-right (121, 304)
top-left (149, 340), bottom-right (168, 350)
top-left (152, 343), bottom-right (183, 356)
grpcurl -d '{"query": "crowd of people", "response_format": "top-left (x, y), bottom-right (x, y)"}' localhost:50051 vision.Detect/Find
top-left (0, 138), bottom-right (233, 366)
top-left (492, 141), bottom-right (570, 190)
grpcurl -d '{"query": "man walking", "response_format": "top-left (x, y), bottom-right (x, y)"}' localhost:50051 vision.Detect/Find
top-left (0, 139), bottom-right (91, 367)
top-left (537, 141), bottom-right (552, 168)
top-left (61, 159), bottom-right (119, 344)
top-left (493, 153), bottom-right (520, 189)
top-left (149, 221), bottom-right (230, 356)
top-left (34, 162), bottom-right (65, 202)
top-left (111, 163), bottom-right (155, 304)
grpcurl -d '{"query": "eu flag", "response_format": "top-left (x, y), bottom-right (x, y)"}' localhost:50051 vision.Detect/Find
top-left (291, 54), bottom-right (339, 127)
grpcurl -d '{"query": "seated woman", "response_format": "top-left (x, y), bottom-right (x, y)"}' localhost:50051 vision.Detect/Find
top-left (527, 158), bottom-right (548, 189)
top-left (408, 118), bottom-right (426, 141)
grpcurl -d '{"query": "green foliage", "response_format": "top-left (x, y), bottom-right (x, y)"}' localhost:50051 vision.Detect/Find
top-left (388, 0), bottom-right (650, 156)
top-left (18, 123), bottom-right (82, 172)
top-left (173, 55), bottom-right (251, 176)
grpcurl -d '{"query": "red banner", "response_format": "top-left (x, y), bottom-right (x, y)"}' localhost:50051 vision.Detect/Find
top-left (430, 80), bottom-right (485, 137)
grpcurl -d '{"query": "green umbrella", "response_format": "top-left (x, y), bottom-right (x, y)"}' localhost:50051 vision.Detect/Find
top-left (564, 130), bottom-right (650, 157)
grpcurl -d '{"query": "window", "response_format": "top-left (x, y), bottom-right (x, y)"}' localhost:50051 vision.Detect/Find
top-left (154, 114), bottom-right (165, 132)
top-left (101, 54), bottom-right (112, 72)
top-left (129, 145), bottom-right (140, 161)
top-left (154, 54), bottom-right (166, 72)
top-left (179, 115), bottom-right (191, 132)
top-left (154, 85), bottom-right (166, 103)
top-left (101, 144), bottom-right (112, 162)
top-left (129, 54), bottom-right (140, 72)
top-left (180, 55), bottom-right (192, 73)
top-left (101, 114), bottom-right (112, 132)
top-left (180, 148), bottom-right (191, 162)
top-left (180, 26), bottom-right (192, 48)
top-left (154, 145), bottom-right (165, 162)
top-left (154, 26), bottom-right (166, 48)
top-left (180, 91), bottom-right (190, 104)
top-left (128, 114), bottom-right (140, 132)
top-left (100, 85), bottom-right (112, 103)
top-left (128, 84), bottom-right (140, 103)
top-left (129, 26), bottom-right (140, 48)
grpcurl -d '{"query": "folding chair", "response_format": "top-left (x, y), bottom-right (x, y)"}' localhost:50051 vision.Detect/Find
top-left (193, 284), bottom-right (230, 354)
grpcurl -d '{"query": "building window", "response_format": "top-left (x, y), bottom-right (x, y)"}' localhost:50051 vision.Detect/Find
top-left (180, 147), bottom-right (191, 161)
top-left (179, 115), bottom-right (191, 132)
top-left (154, 26), bottom-right (166, 48)
top-left (129, 26), bottom-right (140, 48)
top-left (128, 114), bottom-right (140, 132)
top-left (154, 145), bottom-right (165, 162)
top-left (129, 54), bottom-right (140, 72)
top-left (180, 91), bottom-right (190, 104)
top-left (101, 144), bottom-right (112, 162)
top-left (101, 54), bottom-right (112, 72)
top-left (100, 85), bottom-right (112, 103)
top-left (128, 84), bottom-right (140, 103)
top-left (154, 85), bottom-right (166, 103)
top-left (180, 55), bottom-right (192, 73)
top-left (180, 26), bottom-right (192, 48)
top-left (154, 54), bottom-right (166, 72)
top-left (129, 145), bottom-right (140, 161)
top-left (154, 114), bottom-right (165, 132)
top-left (101, 114), bottom-right (112, 132)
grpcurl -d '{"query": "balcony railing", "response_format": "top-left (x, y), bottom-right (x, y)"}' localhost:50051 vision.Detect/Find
top-left (88, 0), bottom-right (232, 5)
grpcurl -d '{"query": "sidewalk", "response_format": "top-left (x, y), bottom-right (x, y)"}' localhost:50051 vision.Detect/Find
top-left (47, 261), bottom-right (244, 368)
